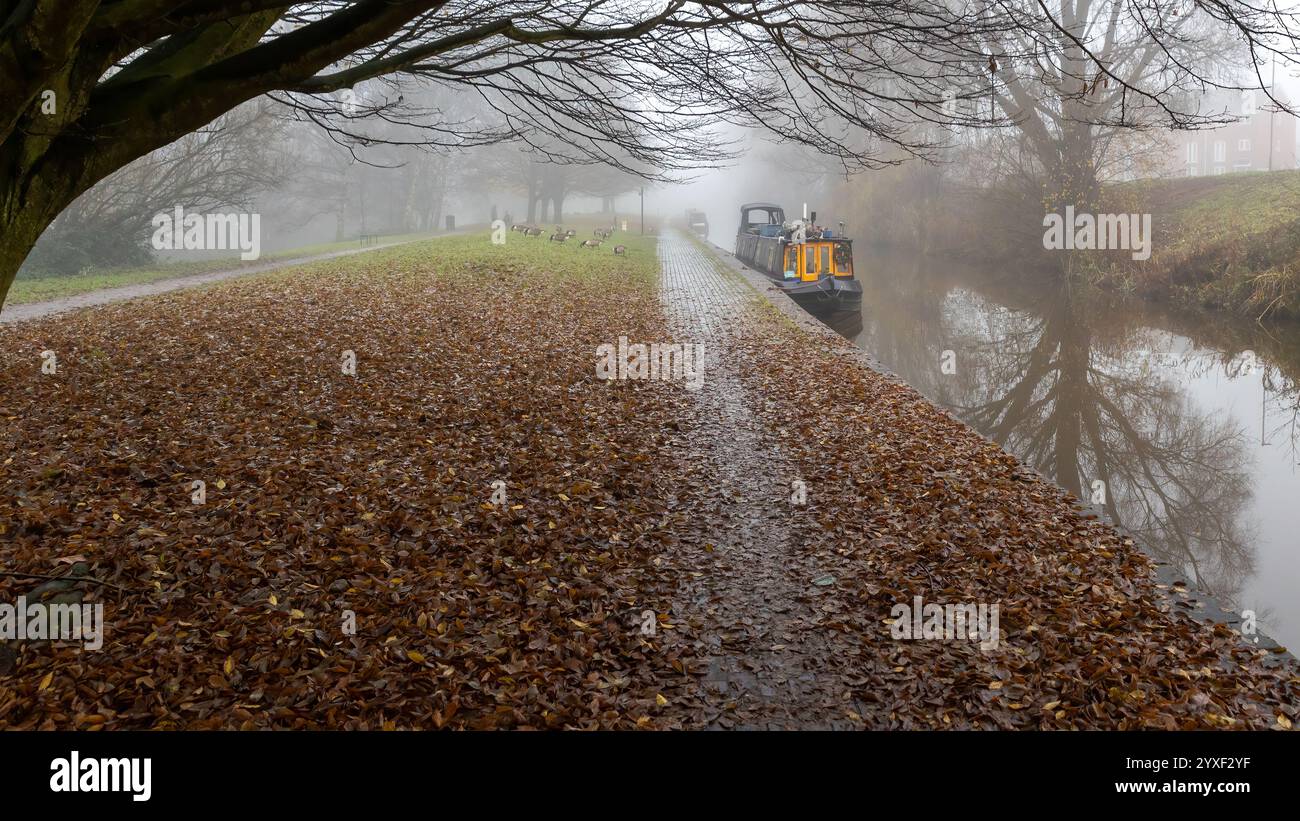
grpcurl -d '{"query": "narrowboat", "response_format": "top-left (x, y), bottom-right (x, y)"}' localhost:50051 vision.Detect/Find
top-left (685, 208), bottom-right (709, 238)
top-left (734, 202), bottom-right (862, 313)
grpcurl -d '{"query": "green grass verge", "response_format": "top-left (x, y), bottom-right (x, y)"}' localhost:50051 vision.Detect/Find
top-left (1100, 170), bottom-right (1300, 318)
top-left (7, 233), bottom-right (437, 305)
top-left (198, 225), bottom-right (660, 300)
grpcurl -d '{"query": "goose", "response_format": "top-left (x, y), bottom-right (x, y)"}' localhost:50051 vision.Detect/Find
top-left (579, 239), bottom-right (602, 248)
top-left (549, 232), bottom-right (568, 243)
top-left (613, 245), bottom-right (626, 255)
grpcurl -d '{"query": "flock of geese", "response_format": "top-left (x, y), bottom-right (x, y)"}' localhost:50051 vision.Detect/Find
top-left (509, 223), bottom-right (626, 255)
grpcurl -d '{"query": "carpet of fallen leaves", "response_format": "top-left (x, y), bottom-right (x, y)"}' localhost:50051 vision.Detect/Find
top-left (0, 234), bottom-right (700, 729)
top-left (2, 228), bottom-right (1297, 731)
top-left (704, 276), bottom-right (1300, 729)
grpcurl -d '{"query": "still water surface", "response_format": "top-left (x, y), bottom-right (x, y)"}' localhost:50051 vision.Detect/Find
top-left (823, 250), bottom-right (1300, 651)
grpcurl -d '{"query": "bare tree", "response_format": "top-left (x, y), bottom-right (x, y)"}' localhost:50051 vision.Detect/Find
top-left (19, 101), bottom-right (287, 275)
top-left (3, 1), bottom-right (1299, 305)
top-left (981, 1), bottom-right (1252, 207)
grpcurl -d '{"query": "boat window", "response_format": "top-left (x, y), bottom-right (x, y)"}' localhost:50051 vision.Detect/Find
top-left (821, 245), bottom-right (830, 274)
top-left (805, 247), bottom-right (816, 275)
top-left (834, 244), bottom-right (852, 275)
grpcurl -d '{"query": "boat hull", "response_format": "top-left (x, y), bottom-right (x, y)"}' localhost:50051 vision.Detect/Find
top-left (773, 275), bottom-right (862, 314)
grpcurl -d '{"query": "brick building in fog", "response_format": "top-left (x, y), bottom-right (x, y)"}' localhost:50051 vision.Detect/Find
top-left (1162, 89), bottom-right (1297, 177)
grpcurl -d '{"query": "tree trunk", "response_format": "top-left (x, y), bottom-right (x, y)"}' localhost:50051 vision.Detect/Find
top-left (1049, 128), bottom-right (1100, 212)
top-left (401, 167), bottom-right (419, 233)
top-left (0, 208), bottom-right (51, 304)
top-left (334, 192), bottom-right (348, 241)
top-left (526, 163), bottom-right (539, 222)
top-left (0, 164), bottom-right (96, 306)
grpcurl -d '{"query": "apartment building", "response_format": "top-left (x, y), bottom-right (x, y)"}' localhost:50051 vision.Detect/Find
top-left (1167, 89), bottom-right (1297, 177)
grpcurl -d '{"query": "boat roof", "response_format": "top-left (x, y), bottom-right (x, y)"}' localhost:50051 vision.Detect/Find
top-left (739, 202), bottom-right (783, 211)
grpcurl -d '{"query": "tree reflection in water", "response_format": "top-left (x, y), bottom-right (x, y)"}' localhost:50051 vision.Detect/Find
top-left (835, 253), bottom-right (1300, 626)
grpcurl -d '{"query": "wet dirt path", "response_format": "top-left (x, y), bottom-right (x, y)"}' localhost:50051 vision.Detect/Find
top-left (658, 230), bottom-right (867, 729)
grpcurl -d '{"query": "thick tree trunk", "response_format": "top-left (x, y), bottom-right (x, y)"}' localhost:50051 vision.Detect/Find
top-left (1049, 139), bottom-right (1100, 212)
top-left (0, 210), bottom-right (50, 305)
top-left (0, 165), bottom-right (93, 306)
top-left (0, 4), bottom-right (458, 308)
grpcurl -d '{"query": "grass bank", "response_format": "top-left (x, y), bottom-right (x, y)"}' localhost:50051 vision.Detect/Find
top-left (6, 232), bottom-right (436, 305)
top-left (841, 168), bottom-right (1300, 320)
top-left (1100, 170), bottom-right (1300, 318)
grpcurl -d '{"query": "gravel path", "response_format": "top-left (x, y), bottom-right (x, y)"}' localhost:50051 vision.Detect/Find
top-left (0, 238), bottom-right (433, 325)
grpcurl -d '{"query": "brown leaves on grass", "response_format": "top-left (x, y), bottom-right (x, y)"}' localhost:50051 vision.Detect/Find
top-left (2, 232), bottom-right (1295, 731)
top-left (0, 239), bottom-right (694, 729)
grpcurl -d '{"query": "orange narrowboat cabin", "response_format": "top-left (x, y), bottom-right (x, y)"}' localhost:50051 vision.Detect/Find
top-left (734, 202), bottom-right (861, 313)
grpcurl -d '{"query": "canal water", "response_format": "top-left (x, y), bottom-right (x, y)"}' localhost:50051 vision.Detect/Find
top-left (825, 249), bottom-right (1300, 652)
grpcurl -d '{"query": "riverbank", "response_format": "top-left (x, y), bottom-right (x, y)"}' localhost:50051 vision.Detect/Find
top-left (0, 230), bottom-right (1296, 729)
top-left (799, 244), bottom-right (1300, 654)
top-left (841, 169), bottom-right (1300, 321)
top-left (1100, 171), bottom-right (1300, 318)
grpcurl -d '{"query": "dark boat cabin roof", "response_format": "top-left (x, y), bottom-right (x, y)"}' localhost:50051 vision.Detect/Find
top-left (738, 203), bottom-right (785, 234)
